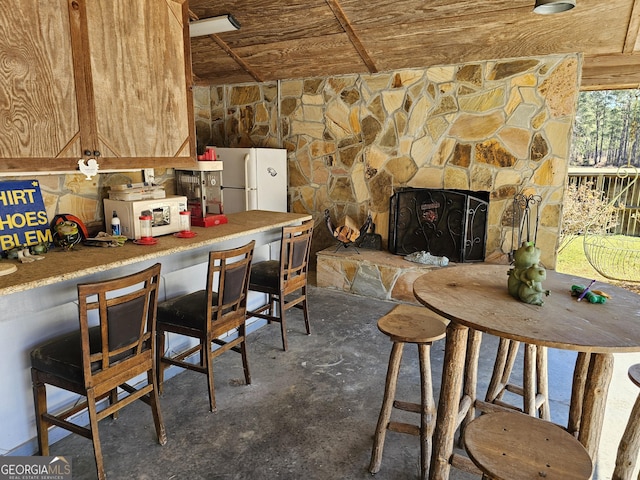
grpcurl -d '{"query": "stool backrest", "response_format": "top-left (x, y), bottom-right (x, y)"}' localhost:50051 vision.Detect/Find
top-left (77, 263), bottom-right (161, 390)
top-left (206, 241), bottom-right (255, 327)
top-left (280, 220), bottom-right (313, 294)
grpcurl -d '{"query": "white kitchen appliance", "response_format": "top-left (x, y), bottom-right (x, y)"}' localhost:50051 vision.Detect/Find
top-left (104, 195), bottom-right (187, 239)
top-left (216, 147), bottom-right (288, 213)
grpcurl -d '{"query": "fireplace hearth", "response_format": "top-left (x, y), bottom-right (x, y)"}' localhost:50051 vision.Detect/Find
top-left (388, 188), bottom-right (489, 263)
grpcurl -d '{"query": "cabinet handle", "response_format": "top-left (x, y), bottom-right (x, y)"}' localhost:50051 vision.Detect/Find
top-left (93, 151), bottom-right (101, 157)
top-left (84, 150), bottom-right (92, 156)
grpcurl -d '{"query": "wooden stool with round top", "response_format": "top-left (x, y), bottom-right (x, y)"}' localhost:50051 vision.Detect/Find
top-left (369, 304), bottom-right (448, 480)
top-left (463, 411), bottom-right (593, 480)
top-left (613, 363), bottom-right (640, 480)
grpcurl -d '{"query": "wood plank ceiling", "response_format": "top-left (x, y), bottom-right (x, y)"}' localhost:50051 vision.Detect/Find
top-left (187, 0), bottom-right (640, 91)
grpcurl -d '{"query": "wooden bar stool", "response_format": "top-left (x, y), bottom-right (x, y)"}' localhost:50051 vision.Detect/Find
top-left (369, 304), bottom-right (447, 480)
top-left (247, 220), bottom-right (313, 351)
top-left (30, 264), bottom-right (165, 480)
top-left (464, 411), bottom-right (593, 480)
top-left (613, 363), bottom-right (640, 480)
top-left (484, 339), bottom-right (550, 419)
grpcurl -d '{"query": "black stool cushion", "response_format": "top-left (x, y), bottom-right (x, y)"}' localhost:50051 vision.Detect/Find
top-left (157, 290), bottom-right (219, 331)
top-left (249, 260), bottom-right (280, 290)
top-left (31, 326), bottom-right (101, 384)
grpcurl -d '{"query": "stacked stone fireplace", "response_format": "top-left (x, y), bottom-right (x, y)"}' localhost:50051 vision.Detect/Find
top-left (388, 188), bottom-right (489, 263)
top-left (316, 188), bottom-right (490, 303)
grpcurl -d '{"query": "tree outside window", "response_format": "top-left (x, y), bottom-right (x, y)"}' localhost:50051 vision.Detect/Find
top-left (571, 89), bottom-right (640, 167)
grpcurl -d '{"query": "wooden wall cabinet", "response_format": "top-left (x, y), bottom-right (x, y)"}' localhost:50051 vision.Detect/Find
top-left (0, 0), bottom-right (196, 173)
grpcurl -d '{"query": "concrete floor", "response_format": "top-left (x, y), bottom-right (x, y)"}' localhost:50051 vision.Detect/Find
top-left (47, 284), bottom-right (640, 480)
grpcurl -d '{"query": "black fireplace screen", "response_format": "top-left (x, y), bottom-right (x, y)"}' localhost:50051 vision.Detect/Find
top-left (388, 188), bottom-right (489, 263)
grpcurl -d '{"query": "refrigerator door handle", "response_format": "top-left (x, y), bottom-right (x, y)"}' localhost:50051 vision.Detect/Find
top-left (244, 153), bottom-right (250, 209)
top-left (244, 153), bottom-right (257, 210)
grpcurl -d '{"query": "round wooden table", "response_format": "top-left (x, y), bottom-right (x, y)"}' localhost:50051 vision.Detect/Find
top-left (413, 263), bottom-right (640, 480)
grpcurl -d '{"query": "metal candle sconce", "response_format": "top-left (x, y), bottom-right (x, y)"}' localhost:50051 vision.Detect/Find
top-left (510, 192), bottom-right (542, 261)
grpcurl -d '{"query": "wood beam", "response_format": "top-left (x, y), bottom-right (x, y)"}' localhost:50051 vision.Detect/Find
top-left (325, 0), bottom-right (378, 73)
top-left (209, 35), bottom-right (264, 83)
top-left (623, 0), bottom-right (640, 53)
top-left (581, 53), bottom-right (640, 90)
top-left (187, 9), bottom-right (262, 83)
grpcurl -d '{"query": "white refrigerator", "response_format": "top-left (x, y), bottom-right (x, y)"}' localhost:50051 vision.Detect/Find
top-left (215, 147), bottom-right (288, 324)
top-left (215, 147), bottom-right (288, 214)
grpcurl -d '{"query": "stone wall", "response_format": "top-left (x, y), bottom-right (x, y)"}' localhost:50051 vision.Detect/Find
top-left (0, 170), bottom-right (176, 235)
top-left (0, 54), bottom-right (579, 263)
top-left (315, 246), bottom-right (443, 303)
top-left (195, 53), bottom-right (581, 268)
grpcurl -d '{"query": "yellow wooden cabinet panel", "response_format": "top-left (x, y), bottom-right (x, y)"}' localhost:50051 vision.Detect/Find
top-left (0, 0), bottom-right (196, 173)
top-left (0, 1), bottom-right (82, 165)
top-left (84, 0), bottom-right (194, 163)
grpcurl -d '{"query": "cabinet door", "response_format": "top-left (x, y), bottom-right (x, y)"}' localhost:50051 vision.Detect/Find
top-left (0, 0), bottom-right (196, 173)
top-left (0, 1), bottom-right (84, 170)
top-left (83, 0), bottom-right (196, 170)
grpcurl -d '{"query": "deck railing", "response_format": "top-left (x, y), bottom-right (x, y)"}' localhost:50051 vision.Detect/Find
top-left (567, 167), bottom-right (640, 237)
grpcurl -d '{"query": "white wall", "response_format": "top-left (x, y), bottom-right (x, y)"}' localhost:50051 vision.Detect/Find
top-left (0, 231), bottom-right (279, 456)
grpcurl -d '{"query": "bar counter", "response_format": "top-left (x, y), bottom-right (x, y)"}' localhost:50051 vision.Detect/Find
top-left (0, 210), bottom-right (312, 296)
top-left (0, 210), bottom-right (312, 456)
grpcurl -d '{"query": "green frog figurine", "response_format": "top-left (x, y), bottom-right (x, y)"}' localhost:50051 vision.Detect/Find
top-left (508, 242), bottom-right (550, 305)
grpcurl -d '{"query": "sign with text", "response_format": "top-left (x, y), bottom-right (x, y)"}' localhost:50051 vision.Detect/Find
top-left (0, 180), bottom-right (53, 253)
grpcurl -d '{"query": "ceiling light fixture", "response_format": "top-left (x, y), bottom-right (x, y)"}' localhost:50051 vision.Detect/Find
top-left (189, 14), bottom-right (240, 37)
top-left (533, 0), bottom-right (576, 14)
